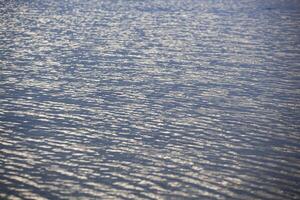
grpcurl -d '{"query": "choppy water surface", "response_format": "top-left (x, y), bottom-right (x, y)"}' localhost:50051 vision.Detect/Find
top-left (1, 0), bottom-right (300, 199)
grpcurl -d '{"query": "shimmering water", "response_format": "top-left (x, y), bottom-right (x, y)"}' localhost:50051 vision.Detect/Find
top-left (1, 0), bottom-right (300, 199)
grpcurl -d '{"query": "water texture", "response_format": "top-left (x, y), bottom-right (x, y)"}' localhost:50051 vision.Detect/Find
top-left (1, 0), bottom-right (300, 199)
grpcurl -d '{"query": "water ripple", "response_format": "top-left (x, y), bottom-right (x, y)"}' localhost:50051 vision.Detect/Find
top-left (1, 0), bottom-right (300, 199)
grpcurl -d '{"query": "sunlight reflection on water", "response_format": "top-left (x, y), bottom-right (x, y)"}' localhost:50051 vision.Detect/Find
top-left (1, 0), bottom-right (300, 199)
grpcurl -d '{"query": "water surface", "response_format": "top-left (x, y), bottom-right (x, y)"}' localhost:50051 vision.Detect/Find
top-left (1, 0), bottom-right (300, 199)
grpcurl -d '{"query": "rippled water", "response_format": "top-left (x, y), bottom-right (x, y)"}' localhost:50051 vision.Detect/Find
top-left (1, 0), bottom-right (300, 199)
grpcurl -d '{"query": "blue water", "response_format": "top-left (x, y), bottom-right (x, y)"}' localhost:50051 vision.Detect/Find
top-left (1, 0), bottom-right (300, 199)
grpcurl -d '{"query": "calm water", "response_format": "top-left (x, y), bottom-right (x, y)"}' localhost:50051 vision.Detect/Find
top-left (1, 0), bottom-right (300, 199)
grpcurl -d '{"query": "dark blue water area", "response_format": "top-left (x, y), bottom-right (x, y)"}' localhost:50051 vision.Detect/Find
top-left (1, 0), bottom-right (300, 199)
